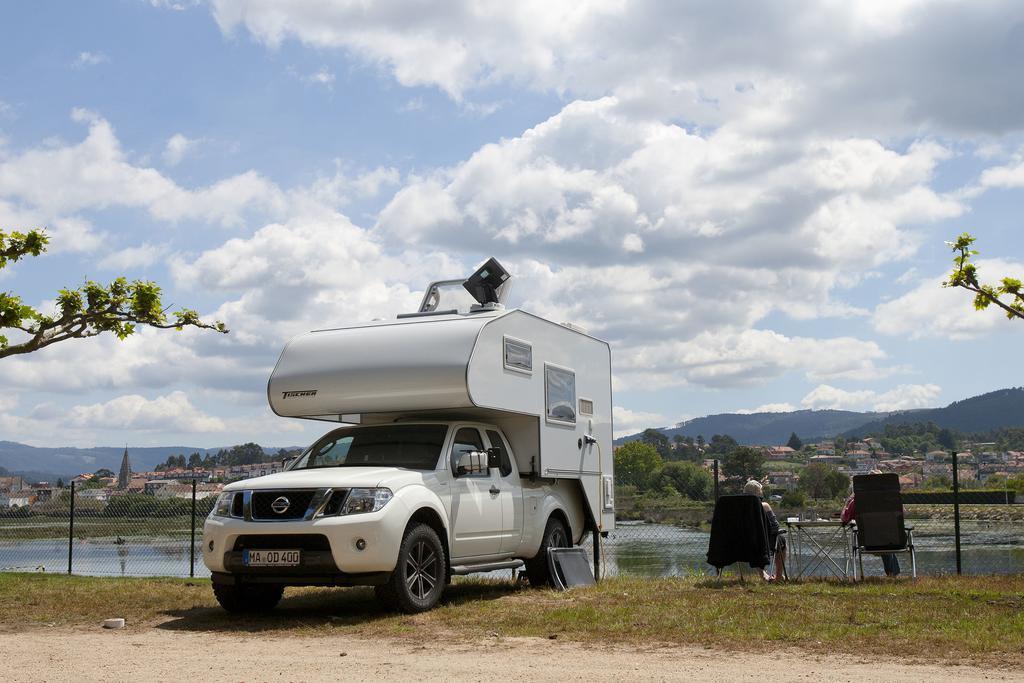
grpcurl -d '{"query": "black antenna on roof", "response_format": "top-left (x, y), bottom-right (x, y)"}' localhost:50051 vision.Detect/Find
top-left (463, 257), bottom-right (511, 306)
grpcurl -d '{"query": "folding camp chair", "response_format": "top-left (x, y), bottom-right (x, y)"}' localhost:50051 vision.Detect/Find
top-left (770, 528), bottom-right (788, 581)
top-left (850, 473), bottom-right (916, 579)
top-left (707, 494), bottom-right (771, 579)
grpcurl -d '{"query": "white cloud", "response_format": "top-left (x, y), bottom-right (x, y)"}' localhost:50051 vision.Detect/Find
top-left (872, 259), bottom-right (1024, 340)
top-left (97, 243), bottom-right (169, 270)
top-left (0, 110), bottom-right (400, 234)
top-left (206, 1), bottom-right (1024, 136)
top-left (65, 391), bottom-right (226, 432)
top-left (615, 329), bottom-right (890, 391)
top-left (72, 51), bottom-right (109, 68)
top-left (0, 198), bottom-right (104, 253)
top-left (621, 233), bottom-right (644, 253)
top-left (979, 151), bottom-right (1024, 189)
top-left (302, 67), bottom-right (335, 88)
top-left (800, 383), bottom-right (942, 412)
top-left (612, 406), bottom-right (668, 438)
top-left (0, 395), bottom-right (18, 412)
top-left (399, 97), bottom-right (424, 113)
top-left (736, 403), bottom-right (797, 415)
top-left (163, 133), bottom-right (199, 166)
top-left (367, 95), bottom-right (967, 392)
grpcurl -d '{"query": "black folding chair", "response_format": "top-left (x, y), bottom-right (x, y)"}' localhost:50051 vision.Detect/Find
top-left (707, 494), bottom-right (771, 578)
top-left (771, 529), bottom-right (788, 581)
top-left (850, 473), bottom-right (916, 579)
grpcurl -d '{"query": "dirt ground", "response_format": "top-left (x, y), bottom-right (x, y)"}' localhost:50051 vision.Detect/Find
top-left (3, 625), bottom-right (1022, 682)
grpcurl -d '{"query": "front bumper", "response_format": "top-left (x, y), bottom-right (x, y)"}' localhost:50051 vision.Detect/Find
top-left (202, 497), bottom-right (411, 576)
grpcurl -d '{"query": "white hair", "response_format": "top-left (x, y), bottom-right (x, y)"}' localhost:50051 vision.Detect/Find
top-left (743, 479), bottom-right (763, 497)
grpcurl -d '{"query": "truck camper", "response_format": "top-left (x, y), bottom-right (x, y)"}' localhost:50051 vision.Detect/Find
top-left (203, 258), bottom-right (614, 613)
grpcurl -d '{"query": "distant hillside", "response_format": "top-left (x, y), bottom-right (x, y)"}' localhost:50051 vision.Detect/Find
top-left (0, 442), bottom-right (297, 480)
top-left (619, 409), bottom-right (885, 446)
top-left (618, 387), bottom-right (1024, 446)
top-left (842, 388), bottom-right (1024, 438)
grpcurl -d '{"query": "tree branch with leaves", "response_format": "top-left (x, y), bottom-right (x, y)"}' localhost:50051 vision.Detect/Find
top-left (943, 232), bottom-right (1023, 321)
top-left (0, 228), bottom-right (227, 359)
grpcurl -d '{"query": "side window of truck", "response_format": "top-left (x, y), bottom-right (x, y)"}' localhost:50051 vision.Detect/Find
top-left (450, 427), bottom-right (488, 477)
top-left (486, 430), bottom-right (514, 478)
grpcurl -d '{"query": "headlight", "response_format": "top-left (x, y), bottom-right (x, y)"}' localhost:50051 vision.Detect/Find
top-left (341, 488), bottom-right (393, 515)
top-left (212, 492), bottom-right (235, 517)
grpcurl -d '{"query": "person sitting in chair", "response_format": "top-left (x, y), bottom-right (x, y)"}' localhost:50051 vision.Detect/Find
top-left (840, 470), bottom-right (900, 576)
top-left (743, 479), bottom-right (786, 581)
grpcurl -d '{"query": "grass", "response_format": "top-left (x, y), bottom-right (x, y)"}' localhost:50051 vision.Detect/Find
top-left (1, 572), bottom-right (1022, 664)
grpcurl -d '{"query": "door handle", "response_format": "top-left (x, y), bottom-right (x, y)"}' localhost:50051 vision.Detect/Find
top-left (489, 486), bottom-right (500, 495)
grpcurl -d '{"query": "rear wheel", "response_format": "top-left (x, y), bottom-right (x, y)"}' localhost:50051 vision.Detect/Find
top-left (212, 583), bottom-right (284, 612)
top-left (525, 516), bottom-right (570, 587)
top-left (375, 523), bottom-right (447, 613)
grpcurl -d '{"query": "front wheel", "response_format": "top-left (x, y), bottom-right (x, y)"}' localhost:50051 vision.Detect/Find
top-left (525, 517), bottom-right (570, 587)
top-left (375, 523), bottom-right (447, 613)
top-left (212, 583), bottom-right (284, 613)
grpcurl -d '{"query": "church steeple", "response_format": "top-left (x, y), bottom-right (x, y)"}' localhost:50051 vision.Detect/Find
top-left (117, 445), bottom-right (132, 490)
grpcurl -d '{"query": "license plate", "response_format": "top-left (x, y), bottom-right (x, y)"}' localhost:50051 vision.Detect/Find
top-left (243, 549), bottom-right (301, 567)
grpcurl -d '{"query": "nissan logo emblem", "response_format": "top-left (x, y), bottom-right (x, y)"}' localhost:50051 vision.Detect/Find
top-left (271, 496), bottom-right (291, 514)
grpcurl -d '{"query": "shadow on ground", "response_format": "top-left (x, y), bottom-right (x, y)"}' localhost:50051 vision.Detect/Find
top-left (156, 580), bottom-right (522, 633)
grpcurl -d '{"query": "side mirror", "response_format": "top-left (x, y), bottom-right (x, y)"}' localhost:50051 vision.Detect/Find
top-left (455, 451), bottom-right (487, 476)
top-left (487, 447), bottom-right (501, 470)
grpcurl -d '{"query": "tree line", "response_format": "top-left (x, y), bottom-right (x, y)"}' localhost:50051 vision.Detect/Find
top-left (155, 443), bottom-right (302, 471)
top-left (614, 429), bottom-right (850, 506)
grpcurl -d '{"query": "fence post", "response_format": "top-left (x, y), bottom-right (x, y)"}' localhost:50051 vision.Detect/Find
top-left (190, 478), bottom-right (197, 578)
top-left (67, 480), bottom-right (75, 575)
top-left (952, 450), bottom-right (962, 576)
top-left (713, 459), bottom-right (720, 500)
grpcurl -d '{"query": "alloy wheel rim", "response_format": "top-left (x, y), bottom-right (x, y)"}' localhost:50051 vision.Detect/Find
top-left (405, 540), bottom-right (439, 600)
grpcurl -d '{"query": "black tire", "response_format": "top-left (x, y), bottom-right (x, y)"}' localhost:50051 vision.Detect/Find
top-left (525, 516), bottom-right (570, 587)
top-left (212, 583), bottom-right (284, 613)
top-left (375, 523), bottom-right (447, 613)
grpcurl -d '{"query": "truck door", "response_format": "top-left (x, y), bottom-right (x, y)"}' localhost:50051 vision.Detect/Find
top-left (485, 429), bottom-right (524, 554)
top-left (447, 427), bottom-right (503, 559)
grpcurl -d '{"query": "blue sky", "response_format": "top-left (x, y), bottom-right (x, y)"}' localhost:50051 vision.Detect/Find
top-left (1, 1), bottom-right (1022, 448)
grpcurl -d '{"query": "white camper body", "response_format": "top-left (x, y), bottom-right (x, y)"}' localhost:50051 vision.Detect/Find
top-left (268, 308), bottom-right (615, 532)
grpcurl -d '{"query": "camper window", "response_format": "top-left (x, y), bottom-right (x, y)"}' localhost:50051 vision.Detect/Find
top-left (450, 427), bottom-right (488, 477)
top-left (503, 336), bottom-right (532, 373)
top-left (545, 364), bottom-right (577, 425)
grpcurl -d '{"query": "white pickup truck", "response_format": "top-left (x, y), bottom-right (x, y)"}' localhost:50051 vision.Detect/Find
top-left (203, 420), bottom-right (585, 612)
top-left (203, 260), bottom-right (614, 613)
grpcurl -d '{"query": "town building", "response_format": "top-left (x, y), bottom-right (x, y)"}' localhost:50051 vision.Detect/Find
top-left (763, 445), bottom-right (797, 460)
top-left (0, 491), bottom-right (34, 508)
top-left (0, 475), bottom-right (27, 492)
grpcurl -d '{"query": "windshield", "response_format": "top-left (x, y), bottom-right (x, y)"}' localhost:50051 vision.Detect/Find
top-left (290, 424), bottom-right (448, 470)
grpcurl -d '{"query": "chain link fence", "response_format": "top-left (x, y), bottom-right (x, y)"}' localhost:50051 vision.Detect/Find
top-left (1, 475), bottom-right (1021, 580)
top-left (0, 481), bottom-right (210, 578)
top-left (583, 501), bottom-right (1024, 579)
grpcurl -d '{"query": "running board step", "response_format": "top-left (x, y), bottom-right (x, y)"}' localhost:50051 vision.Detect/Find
top-left (450, 560), bottom-right (525, 575)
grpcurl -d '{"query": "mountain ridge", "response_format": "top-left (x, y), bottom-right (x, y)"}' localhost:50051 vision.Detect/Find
top-left (0, 442), bottom-right (301, 481)
top-left (617, 387), bottom-right (1024, 445)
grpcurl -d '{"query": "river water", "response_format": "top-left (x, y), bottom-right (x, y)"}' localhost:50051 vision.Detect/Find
top-left (1, 520), bottom-right (1022, 578)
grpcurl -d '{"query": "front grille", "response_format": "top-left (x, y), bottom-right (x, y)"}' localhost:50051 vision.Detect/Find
top-left (251, 490), bottom-right (316, 520)
top-left (232, 534), bottom-right (331, 552)
top-left (230, 492), bottom-right (243, 517)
